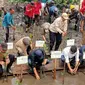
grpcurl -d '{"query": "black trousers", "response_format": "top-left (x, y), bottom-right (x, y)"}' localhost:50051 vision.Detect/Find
top-left (49, 31), bottom-right (62, 51)
top-left (5, 27), bottom-right (9, 42)
top-left (5, 27), bottom-right (15, 42)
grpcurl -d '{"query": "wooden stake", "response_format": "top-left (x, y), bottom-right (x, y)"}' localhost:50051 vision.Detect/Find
top-left (53, 59), bottom-right (57, 79)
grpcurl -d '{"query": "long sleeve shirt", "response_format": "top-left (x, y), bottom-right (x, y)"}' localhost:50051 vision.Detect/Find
top-left (49, 17), bottom-right (68, 34)
top-left (2, 12), bottom-right (14, 28)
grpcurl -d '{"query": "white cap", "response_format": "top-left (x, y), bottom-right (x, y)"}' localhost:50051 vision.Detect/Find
top-left (62, 13), bottom-right (69, 20)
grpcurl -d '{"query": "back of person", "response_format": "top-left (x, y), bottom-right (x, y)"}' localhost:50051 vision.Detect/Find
top-left (28, 48), bottom-right (45, 65)
top-left (49, 6), bottom-right (58, 13)
top-left (15, 37), bottom-right (31, 56)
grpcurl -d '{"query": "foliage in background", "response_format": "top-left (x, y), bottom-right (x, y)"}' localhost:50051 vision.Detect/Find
top-left (9, 0), bottom-right (80, 3)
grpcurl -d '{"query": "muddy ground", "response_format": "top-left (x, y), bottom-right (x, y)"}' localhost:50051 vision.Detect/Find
top-left (0, 1), bottom-right (84, 85)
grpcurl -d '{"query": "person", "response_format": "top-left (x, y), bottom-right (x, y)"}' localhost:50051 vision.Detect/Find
top-left (69, 5), bottom-right (79, 30)
top-left (2, 8), bottom-right (16, 42)
top-left (61, 45), bottom-right (82, 75)
top-left (48, 1), bottom-right (59, 23)
top-left (27, 45), bottom-right (48, 80)
top-left (80, 1), bottom-right (85, 45)
top-left (34, 0), bottom-right (42, 25)
top-left (0, 43), bottom-right (15, 77)
top-left (15, 37), bottom-right (31, 56)
top-left (41, 22), bottom-right (50, 55)
top-left (49, 13), bottom-right (68, 51)
top-left (24, 1), bottom-right (35, 27)
top-left (1, 7), bottom-right (7, 15)
top-left (41, 22), bottom-right (50, 42)
top-left (80, 14), bottom-right (85, 45)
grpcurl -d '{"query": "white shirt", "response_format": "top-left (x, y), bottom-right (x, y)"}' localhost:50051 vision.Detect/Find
top-left (49, 17), bottom-right (68, 34)
top-left (62, 47), bottom-right (79, 63)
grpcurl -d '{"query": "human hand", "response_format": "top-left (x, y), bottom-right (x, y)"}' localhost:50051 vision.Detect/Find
top-left (36, 75), bottom-right (40, 80)
top-left (73, 68), bottom-right (78, 74)
top-left (0, 61), bottom-right (4, 65)
top-left (12, 26), bottom-right (16, 30)
top-left (62, 32), bottom-right (67, 37)
top-left (69, 69), bottom-right (74, 74)
top-left (80, 28), bottom-right (83, 33)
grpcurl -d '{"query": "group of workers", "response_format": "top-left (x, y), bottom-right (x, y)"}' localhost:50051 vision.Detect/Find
top-left (0, 0), bottom-right (85, 81)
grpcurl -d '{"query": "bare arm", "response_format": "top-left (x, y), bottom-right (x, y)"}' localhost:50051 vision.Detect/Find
top-left (33, 67), bottom-right (40, 80)
top-left (67, 62), bottom-right (74, 74)
top-left (80, 20), bottom-right (84, 32)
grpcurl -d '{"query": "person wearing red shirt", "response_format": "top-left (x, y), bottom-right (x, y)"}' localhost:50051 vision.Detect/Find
top-left (24, 2), bottom-right (35, 28)
top-left (80, 0), bottom-right (85, 14)
top-left (34, 0), bottom-right (42, 25)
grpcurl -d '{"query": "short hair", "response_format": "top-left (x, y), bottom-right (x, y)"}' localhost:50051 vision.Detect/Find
top-left (9, 8), bottom-right (13, 11)
top-left (1, 43), bottom-right (7, 51)
top-left (23, 38), bottom-right (30, 46)
top-left (9, 8), bottom-right (14, 11)
top-left (70, 45), bottom-right (77, 54)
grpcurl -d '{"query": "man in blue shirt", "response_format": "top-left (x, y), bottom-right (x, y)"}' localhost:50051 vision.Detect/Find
top-left (48, 1), bottom-right (59, 23)
top-left (27, 45), bottom-right (49, 80)
top-left (2, 8), bottom-right (16, 42)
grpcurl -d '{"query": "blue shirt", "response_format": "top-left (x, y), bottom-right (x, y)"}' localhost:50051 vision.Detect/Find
top-left (28, 49), bottom-right (45, 68)
top-left (2, 12), bottom-right (14, 28)
top-left (49, 6), bottom-right (58, 15)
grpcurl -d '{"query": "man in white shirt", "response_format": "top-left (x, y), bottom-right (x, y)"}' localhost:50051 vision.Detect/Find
top-left (61, 45), bottom-right (81, 74)
top-left (49, 13), bottom-right (68, 51)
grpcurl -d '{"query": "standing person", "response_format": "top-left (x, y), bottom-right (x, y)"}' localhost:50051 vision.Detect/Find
top-left (80, 13), bottom-right (85, 45)
top-left (2, 8), bottom-right (16, 42)
top-left (1, 7), bottom-right (7, 16)
top-left (69, 5), bottom-right (79, 31)
top-left (61, 45), bottom-right (83, 75)
top-left (80, 0), bottom-right (85, 45)
top-left (49, 13), bottom-right (68, 51)
top-left (34, 0), bottom-right (42, 25)
top-left (24, 1), bottom-right (35, 32)
top-left (48, 1), bottom-right (59, 23)
top-left (15, 37), bottom-right (31, 56)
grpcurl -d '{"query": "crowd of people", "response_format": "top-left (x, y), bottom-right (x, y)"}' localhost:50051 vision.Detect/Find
top-left (0, 0), bottom-right (85, 82)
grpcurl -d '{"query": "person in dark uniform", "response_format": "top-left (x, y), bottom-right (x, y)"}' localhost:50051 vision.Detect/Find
top-left (27, 46), bottom-right (48, 80)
